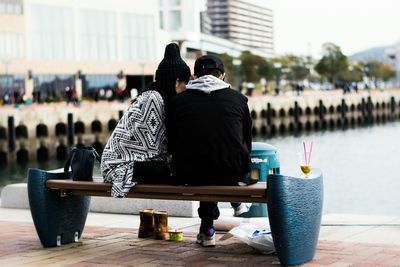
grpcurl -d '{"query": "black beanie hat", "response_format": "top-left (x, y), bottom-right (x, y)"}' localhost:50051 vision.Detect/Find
top-left (155, 43), bottom-right (191, 82)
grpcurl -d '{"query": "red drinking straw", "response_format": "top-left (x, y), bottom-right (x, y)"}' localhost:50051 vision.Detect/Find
top-left (308, 141), bottom-right (313, 165)
top-left (303, 141), bottom-right (307, 164)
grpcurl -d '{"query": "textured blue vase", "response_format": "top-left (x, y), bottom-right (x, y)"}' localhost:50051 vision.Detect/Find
top-left (267, 169), bottom-right (323, 266)
top-left (27, 168), bottom-right (91, 247)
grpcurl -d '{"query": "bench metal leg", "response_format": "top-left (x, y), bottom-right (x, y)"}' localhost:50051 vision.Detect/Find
top-left (27, 168), bottom-right (91, 247)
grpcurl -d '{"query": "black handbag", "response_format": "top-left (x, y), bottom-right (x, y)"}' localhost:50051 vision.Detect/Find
top-left (133, 160), bottom-right (170, 184)
top-left (64, 146), bottom-right (101, 181)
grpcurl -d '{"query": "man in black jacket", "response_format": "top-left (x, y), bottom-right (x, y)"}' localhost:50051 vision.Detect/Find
top-left (169, 55), bottom-right (252, 247)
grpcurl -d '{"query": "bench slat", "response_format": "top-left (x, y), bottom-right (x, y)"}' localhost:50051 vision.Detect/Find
top-left (45, 179), bottom-right (267, 203)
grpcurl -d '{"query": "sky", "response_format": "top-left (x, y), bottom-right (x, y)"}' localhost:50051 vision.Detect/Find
top-left (252, 0), bottom-right (400, 58)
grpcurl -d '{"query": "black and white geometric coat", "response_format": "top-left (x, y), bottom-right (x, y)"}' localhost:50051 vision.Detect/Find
top-left (101, 90), bottom-right (167, 197)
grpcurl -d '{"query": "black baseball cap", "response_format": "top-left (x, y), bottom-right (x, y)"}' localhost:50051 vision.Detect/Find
top-left (194, 55), bottom-right (225, 77)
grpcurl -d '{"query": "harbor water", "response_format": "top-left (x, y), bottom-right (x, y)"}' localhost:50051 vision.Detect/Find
top-left (1, 123), bottom-right (400, 216)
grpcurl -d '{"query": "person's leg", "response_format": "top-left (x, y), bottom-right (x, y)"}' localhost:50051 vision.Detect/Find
top-left (197, 201), bottom-right (219, 246)
top-left (231, 202), bottom-right (250, 216)
top-left (198, 201), bottom-right (219, 231)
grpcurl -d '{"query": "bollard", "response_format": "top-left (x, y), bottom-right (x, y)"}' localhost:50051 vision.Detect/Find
top-left (266, 103), bottom-right (272, 125)
top-left (294, 101), bottom-right (300, 132)
top-left (36, 123), bottom-right (48, 138)
top-left (16, 143), bottom-right (29, 163)
top-left (260, 125), bottom-right (267, 135)
top-left (108, 118), bottom-right (118, 132)
top-left (37, 143), bottom-right (49, 162)
top-left (67, 113), bottom-right (74, 147)
top-left (293, 101), bottom-right (300, 124)
top-left (252, 126), bottom-right (258, 136)
top-left (91, 120), bottom-right (102, 134)
top-left (0, 126), bottom-right (6, 140)
top-left (250, 110), bottom-right (257, 120)
top-left (270, 124), bottom-right (277, 136)
top-left (367, 97), bottom-right (373, 124)
top-left (341, 99), bottom-right (347, 120)
top-left (390, 97), bottom-right (396, 120)
top-left (8, 116), bottom-right (16, 152)
top-left (56, 141), bottom-right (68, 160)
top-left (74, 121), bottom-right (85, 135)
top-left (0, 149), bottom-right (7, 164)
top-left (16, 124), bottom-right (28, 139)
top-left (319, 100), bottom-right (325, 121)
top-left (55, 122), bottom-right (67, 136)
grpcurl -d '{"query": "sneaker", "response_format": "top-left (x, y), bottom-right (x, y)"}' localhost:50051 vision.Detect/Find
top-left (233, 203), bottom-right (250, 217)
top-left (196, 228), bottom-right (216, 247)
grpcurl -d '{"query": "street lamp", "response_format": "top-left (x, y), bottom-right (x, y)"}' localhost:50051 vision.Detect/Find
top-left (232, 59), bottom-right (241, 92)
top-left (273, 62), bottom-right (282, 96)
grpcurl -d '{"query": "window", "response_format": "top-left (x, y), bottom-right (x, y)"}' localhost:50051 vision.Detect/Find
top-left (33, 74), bottom-right (74, 101)
top-left (121, 14), bottom-right (155, 61)
top-left (29, 4), bottom-right (74, 59)
top-left (0, 74), bottom-right (24, 98)
top-left (0, 1), bottom-right (23, 14)
top-left (82, 75), bottom-right (118, 97)
top-left (0, 32), bottom-right (24, 59)
top-left (79, 10), bottom-right (117, 60)
top-left (159, 10), bottom-right (164, 29)
top-left (169, 10), bottom-right (182, 31)
top-left (168, 0), bottom-right (181, 7)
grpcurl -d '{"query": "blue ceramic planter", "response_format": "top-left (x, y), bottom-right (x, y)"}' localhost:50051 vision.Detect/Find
top-left (27, 168), bottom-right (91, 247)
top-left (267, 169), bottom-right (323, 266)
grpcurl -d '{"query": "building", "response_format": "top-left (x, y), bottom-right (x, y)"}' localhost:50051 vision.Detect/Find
top-left (0, 0), bottom-right (171, 102)
top-left (158, 0), bottom-right (268, 59)
top-left (206, 0), bottom-right (274, 57)
top-left (0, 0), bottom-right (272, 102)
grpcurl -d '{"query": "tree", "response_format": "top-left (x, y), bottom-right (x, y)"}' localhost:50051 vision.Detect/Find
top-left (239, 51), bottom-right (273, 82)
top-left (364, 60), bottom-right (396, 82)
top-left (340, 64), bottom-right (363, 82)
top-left (287, 55), bottom-right (310, 81)
top-left (380, 63), bottom-right (396, 81)
top-left (315, 43), bottom-right (348, 85)
top-left (218, 53), bottom-right (235, 83)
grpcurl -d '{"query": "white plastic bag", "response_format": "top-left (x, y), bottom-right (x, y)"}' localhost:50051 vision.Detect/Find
top-left (229, 223), bottom-right (275, 254)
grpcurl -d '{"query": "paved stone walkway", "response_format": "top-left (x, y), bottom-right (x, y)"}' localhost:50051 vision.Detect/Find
top-left (1, 221), bottom-right (400, 266)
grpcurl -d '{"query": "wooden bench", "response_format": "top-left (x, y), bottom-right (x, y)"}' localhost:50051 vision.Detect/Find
top-left (27, 168), bottom-right (268, 248)
top-left (46, 178), bottom-right (267, 203)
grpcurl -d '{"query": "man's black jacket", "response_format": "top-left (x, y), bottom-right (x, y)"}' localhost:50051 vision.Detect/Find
top-left (169, 81), bottom-right (252, 185)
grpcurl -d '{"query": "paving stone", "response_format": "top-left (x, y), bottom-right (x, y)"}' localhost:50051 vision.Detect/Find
top-left (1, 220), bottom-right (400, 266)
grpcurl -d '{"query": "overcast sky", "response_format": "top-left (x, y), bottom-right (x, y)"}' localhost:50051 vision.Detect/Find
top-left (249, 0), bottom-right (400, 58)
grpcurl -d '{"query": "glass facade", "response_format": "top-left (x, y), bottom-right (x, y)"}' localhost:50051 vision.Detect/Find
top-left (82, 74), bottom-right (118, 98)
top-left (0, 32), bottom-right (24, 59)
top-left (28, 3), bottom-right (159, 61)
top-left (159, 0), bottom-right (183, 31)
top-left (0, 1), bottom-right (23, 14)
top-left (169, 10), bottom-right (182, 31)
top-left (79, 9), bottom-right (117, 60)
top-left (33, 74), bottom-right (75, 101)
top-left (29, 4), bottom-right (75, 59)
top-left (121, 14), bottom-right (155, 60)
top-left (0, 74), bottom-right (24, 103)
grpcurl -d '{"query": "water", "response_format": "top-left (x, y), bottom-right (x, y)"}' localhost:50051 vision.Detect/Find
top-left (1, 123), bottom-right (400, 216)
top-left (256, 122), bottom-right (400, 216)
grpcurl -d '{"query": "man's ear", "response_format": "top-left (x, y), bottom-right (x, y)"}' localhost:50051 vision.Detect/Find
top-left (219, 73), bottom-right (226, 81)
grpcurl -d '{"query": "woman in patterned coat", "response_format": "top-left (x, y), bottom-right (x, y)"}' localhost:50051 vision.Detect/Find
top-left (101, 43), bottom-right (191, 197)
